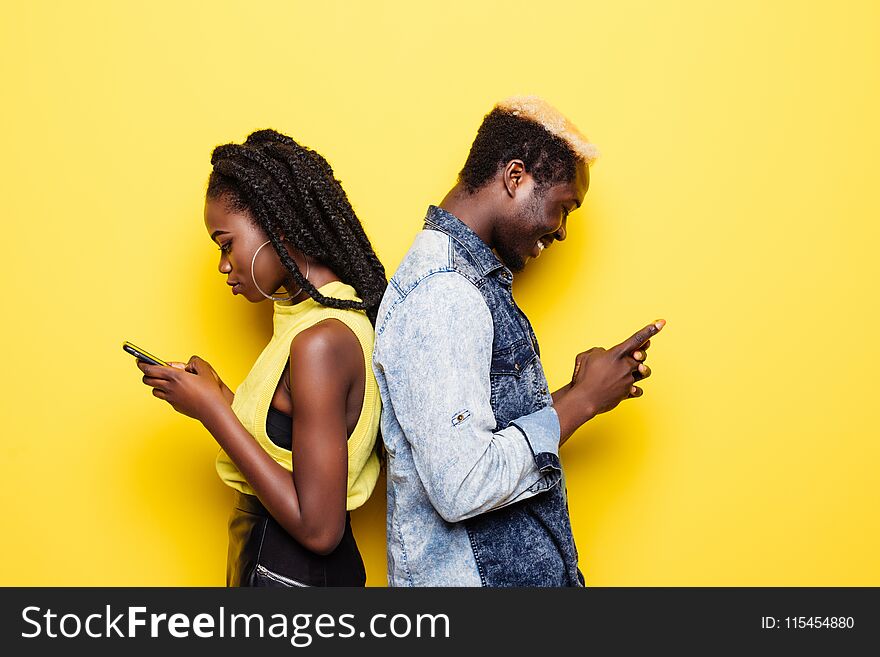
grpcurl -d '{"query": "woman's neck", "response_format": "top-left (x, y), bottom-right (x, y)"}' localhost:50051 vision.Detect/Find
top-left (278, 255), bottom-right (341, 305)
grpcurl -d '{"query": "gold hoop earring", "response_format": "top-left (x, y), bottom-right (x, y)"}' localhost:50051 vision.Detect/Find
top-left (250, 240), bottom-right (310, 301)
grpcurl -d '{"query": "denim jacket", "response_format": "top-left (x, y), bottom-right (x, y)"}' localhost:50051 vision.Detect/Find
top-left (372, 205), bottom-right (583, 586)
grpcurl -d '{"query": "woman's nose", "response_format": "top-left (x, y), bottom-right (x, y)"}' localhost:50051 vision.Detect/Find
top-left (219, 258), bottom-right (232, 274)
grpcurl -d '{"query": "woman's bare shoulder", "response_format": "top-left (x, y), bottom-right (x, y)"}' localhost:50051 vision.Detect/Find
top-left (289, 318), bottom-right (362, 378)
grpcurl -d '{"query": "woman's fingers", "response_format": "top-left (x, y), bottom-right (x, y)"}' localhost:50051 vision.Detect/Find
top-left (186, 355), bottom-right (206, 374)
top-left (137, 360), bottom-right (176, 381)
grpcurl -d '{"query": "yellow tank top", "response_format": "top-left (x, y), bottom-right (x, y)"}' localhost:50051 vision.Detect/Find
top-left (216, 279), bottom-right (380, 511)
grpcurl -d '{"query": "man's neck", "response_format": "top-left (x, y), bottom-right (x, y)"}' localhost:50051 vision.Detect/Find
top-left (438, 184), bottom-right (497, 248)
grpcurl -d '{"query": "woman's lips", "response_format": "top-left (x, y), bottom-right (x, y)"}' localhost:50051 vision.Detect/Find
top-left (231, 283), bottom-right (242, 295)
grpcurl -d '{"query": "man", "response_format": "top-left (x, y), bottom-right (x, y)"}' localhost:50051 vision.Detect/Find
top-left (372, 96), bottom-right (665, 586)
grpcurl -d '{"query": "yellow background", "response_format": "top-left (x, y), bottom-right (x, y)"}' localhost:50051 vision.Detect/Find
top-left (2, 1), bottom-right (878, 586)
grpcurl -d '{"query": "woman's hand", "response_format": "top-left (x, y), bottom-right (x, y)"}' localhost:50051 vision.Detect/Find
top-left (137, 355), bottom-right (232, 423)
top-left (169, 356), bottom-right (235, 404)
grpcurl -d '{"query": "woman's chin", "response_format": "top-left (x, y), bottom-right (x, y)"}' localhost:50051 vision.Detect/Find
top-left (234, 285), bottom-right (256, 302)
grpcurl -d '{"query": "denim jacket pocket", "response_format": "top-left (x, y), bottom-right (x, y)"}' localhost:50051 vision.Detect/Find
top-left (490, 339), bottom-right (537, 377)
top-left (490, 340), bottom-right (541, 426)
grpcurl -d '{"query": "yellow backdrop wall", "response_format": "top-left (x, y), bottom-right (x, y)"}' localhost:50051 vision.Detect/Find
top-left (2, 0), bottom-right (878, 585)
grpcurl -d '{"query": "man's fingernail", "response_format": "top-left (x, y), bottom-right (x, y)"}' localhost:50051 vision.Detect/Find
top-left (633, 351), bottom-right (643, 360)
top-left (639, 363), bottom-right (648, 373)
top-left (654, 319), bottom-right (666, 330)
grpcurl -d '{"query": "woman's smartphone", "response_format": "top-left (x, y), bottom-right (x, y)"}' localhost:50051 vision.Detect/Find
top-left (122, 341), bottom-right (169, 367)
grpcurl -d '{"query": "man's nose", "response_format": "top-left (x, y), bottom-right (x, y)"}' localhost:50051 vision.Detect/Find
top-left (554, 218), bottom-right (568, 242)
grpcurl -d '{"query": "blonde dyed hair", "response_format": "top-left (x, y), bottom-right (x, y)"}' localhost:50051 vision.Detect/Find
top-left (495, 95), bottom-right (599, 165)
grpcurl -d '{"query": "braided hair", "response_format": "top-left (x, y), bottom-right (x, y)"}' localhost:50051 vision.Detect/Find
top-left (207, 129), bottom-right (387, 325)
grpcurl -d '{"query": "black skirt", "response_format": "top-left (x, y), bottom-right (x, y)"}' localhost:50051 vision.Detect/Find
top-left (226, 490), bottom-right (366, 587)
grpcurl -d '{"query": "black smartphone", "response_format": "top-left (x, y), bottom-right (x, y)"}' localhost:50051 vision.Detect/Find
top-left (122, 341), bottom-right (169, 367)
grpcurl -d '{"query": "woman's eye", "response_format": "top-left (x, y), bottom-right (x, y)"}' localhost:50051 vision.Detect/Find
top-left (218, 242), bottom-right (232, 253)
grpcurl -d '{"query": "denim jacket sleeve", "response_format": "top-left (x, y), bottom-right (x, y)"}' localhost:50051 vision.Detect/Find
top-left (375, 270), bottom-right (561, 523)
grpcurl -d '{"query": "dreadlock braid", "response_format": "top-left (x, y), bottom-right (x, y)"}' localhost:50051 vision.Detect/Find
top-left (206, 129), bottom-right (387, 325)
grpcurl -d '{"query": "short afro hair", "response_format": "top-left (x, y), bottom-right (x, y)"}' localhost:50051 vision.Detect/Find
top-left (458, 95), bottom-right (599, 194)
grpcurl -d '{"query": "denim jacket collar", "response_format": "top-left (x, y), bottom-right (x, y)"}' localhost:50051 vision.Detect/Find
top-left (423, 205), bottom-right (512, 283)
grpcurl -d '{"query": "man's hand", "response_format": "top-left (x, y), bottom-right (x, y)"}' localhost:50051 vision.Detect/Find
top-left (555, 320), bottom-right (665, 443)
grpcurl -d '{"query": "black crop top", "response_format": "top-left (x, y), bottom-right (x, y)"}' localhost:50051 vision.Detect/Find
top-left (266, 405), bottom-right (355, 450)
top-left (266, 406), bottom-right (293, 450)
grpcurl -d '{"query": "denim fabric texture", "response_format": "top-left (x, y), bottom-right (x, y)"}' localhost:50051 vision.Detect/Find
top-left (372, 205), bottom-right (583, 587)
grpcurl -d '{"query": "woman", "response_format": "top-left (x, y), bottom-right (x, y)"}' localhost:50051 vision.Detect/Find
top-left (137, 129), bottom-right (386, 587)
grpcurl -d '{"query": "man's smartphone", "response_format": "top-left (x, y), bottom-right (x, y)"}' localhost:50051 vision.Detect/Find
top-left (122, 341), bottom-right (169, 367)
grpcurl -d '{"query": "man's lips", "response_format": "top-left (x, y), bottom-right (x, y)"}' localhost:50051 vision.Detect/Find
top-left (531, 238), bottom-right (551, 258)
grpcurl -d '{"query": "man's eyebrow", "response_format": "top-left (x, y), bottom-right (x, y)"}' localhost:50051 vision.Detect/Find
top-left (210, 230), bottom-right (229, 242)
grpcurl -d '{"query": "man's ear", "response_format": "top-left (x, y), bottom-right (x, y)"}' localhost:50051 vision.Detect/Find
top-left (502, 159), bottom-right (526, 198)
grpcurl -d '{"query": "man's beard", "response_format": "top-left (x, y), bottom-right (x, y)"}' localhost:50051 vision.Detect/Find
top-left (495, 240), bottom-right (527, 273)
top-left (494, 194), bottom-right (544, 273)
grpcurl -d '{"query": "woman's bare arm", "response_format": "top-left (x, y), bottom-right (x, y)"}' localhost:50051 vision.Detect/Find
top-left (201, 319), bottom-right (362, 554)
